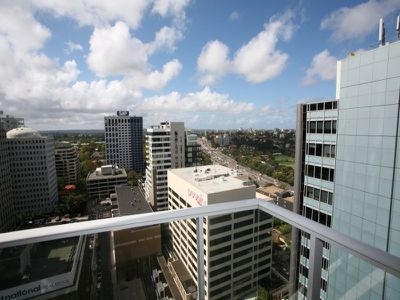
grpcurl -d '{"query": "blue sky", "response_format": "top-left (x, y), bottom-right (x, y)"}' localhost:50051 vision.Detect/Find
top-left (0, 0), bottom-right (399, 130)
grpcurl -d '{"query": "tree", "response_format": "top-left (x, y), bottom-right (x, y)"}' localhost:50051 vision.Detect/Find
top-left (127, 170), bottom-right (140, 186)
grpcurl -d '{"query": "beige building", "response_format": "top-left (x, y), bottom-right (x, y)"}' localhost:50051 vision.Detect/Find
top-left (168, 165), bottom-right (273, 300)
top-left (87, 165), bottom-right (127, 201)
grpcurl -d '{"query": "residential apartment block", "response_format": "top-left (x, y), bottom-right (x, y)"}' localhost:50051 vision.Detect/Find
top-left (7, 127), bottom-right (58, 216)
top-left (168, 165), bottom-right (272, 300)
top-left (104, 112), bottom-right (144, 174)
top-left (145, 121), bottom-right (185, 211)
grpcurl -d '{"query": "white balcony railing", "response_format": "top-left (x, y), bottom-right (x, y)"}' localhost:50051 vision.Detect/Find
top-left (0, 198), bottom-right (399, 300)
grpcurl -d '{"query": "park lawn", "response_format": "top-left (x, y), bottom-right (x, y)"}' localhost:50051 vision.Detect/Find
top-left (273, 154), bottom-right (295, 169)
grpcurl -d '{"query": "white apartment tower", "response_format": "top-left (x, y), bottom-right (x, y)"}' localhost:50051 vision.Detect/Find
top-left (7, 128), bottom-right (58, 216)
top-left (104, 111), bottom-right (144, 174)
top-left (145, 122), bottom-right (185, 211)
top-left (168, 165), bottom-right (273, 300)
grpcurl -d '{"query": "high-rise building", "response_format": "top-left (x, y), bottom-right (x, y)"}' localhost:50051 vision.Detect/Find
top-left (87, 165), bottom-right (127, 201)
top-left (0, 125), bottom-right (15, 232)
top-left (292, 100), bottom-right (337, 299)
top-left (168, 165), bottom-right (273, 300)
top-left (0, 111), bottom-right (24, 131)
top-left (55, 141), bottom-right (81, 185)
top-left (292, 39), bottom-right (400, 299)
top-left (7, 128), bottom-right (58, 216)
top-left (104, 111), bottom-right (144, 174)
top-left (145, 121), bottom-right (185, 211)
top-left (185, 133), bottom-right (201, 167)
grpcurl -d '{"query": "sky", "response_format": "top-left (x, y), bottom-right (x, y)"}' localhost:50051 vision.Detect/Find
top-left (0, 0), bottom-right (400, 130)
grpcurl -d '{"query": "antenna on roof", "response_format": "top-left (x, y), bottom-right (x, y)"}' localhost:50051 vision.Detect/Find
top-left (379, 18), bottom-right (385, 46)
top-left (397, 15), bottom-right (400, 40)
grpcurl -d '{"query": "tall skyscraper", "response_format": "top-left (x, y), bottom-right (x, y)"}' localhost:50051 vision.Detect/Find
top-left (292, 40), bottom-right (400, 299)
top-left (7, 127), bottom-right (58, 216)
top-left (104, 111), bottom-right (144, 174)
top-left (55, 141), bottom-right (81, 185)
top-left (168, 165), bottom-right (272, 300)
top-left (0, 111), bottom-right (24, 131)
top-left (0, 125), bottom-right (15, 232)
top-left (145, 121), bottom-right (185, 211)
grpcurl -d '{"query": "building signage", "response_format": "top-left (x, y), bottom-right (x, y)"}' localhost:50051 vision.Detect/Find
top-left (117, 111), bottom-right (129, 116)
top-left (188, 189), bottom-right (205, 206)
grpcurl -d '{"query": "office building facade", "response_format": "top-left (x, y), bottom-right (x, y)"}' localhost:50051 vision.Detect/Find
top-left (0, 111), bottom-right (24, 131)
top-left (293, 100), bottom-right (337, 299)
top-left (0, 126), bottom-right (15, 232)
top-left (168, 165), bottom-right (272, 300)
top-left (145, 122), bottom-right (185, 211)
top-left (7, 128), bottom-right (58, 216)
top-left (327, 39), bottom-right (400, 299)
top-left (104, 112), bottom-right (144, 174)
top-left (293, 40), bottom-right (400, 299)
top-left (185, 133), bottom-right (201, 167)
top-left (87, 165), bottom-right (127, 201)
top-left (55, 141), bottom-right (81, 185)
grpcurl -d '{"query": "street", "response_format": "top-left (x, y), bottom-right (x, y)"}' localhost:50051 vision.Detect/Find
top-left (198, 137), bottom-right (293, 189)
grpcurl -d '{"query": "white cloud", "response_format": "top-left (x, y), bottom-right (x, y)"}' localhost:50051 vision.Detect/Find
top-left (320, 0), bottom-right (400, 42)
top-left (141, 87), bottom-right (254, 114)
top-left (0, 1), bottom-right (189, 129)
top-left (0, 2), bottom-right (51, 52)
top-left (197, 11), bottom-right (295, 85)
top-left (148, 26), bottom-right (183, 54)
top-left (152, 0), bottom-right (190, 20)
top-left (229, 11), bottom-right (240, 21)
top-left (197, 41), bottom-right (231, 85)
top-left (87, 22), bottom-right (149, 77)
top-left (86, 21), bottom-right (182, 90)
top-left (65, 41), bottom-right (83, 54)
top-left (32, 0), bottom-right (150, 29)
top-left (302, 50), bottom-right (337, 86)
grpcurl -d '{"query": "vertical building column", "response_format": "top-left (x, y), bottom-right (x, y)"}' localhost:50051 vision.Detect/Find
top-left (196, 217), bottom-right (205, 300)
top-left (307, 235), bottom-right (323, 300)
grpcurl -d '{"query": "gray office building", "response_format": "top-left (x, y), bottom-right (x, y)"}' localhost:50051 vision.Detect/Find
top-left (0, 125), bottom-right (15, 232)
top-left (0, 111), bottom-right (24, 131)
top-left (104, 112), bottom-right (144, 174)
top-left (7, 128), bottom-right (58, 216)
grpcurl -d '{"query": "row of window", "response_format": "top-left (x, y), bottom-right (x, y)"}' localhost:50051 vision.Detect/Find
top-left (307, 101), bottom-right (337, 111)
top-left (304, 185), bottom-right (333, 205)
top-left (306, 143), bottom-right (336, 158)
top-left (305, 164), bottom-right (335, 182)
top-left (302, 206), bottom-right (332, 227)
top-left (306, 120), bottom-right (337, 134)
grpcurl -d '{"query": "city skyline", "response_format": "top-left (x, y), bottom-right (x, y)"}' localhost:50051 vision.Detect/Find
top-left (1, 1), bottom-right (400, 130)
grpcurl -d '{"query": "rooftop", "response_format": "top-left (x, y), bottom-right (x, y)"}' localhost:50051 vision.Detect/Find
top-left (115, 186), bottom-right (152, 216)
top-left (6, 127), bottom-right (43, 139)
top-left (169, 165), bottom-right (254, 194)
top-left (87, 165), bottom-right (127, 180)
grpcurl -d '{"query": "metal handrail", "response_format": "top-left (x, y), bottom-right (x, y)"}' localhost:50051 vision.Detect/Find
top-left (0, 198), bottom-right (399, 279)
